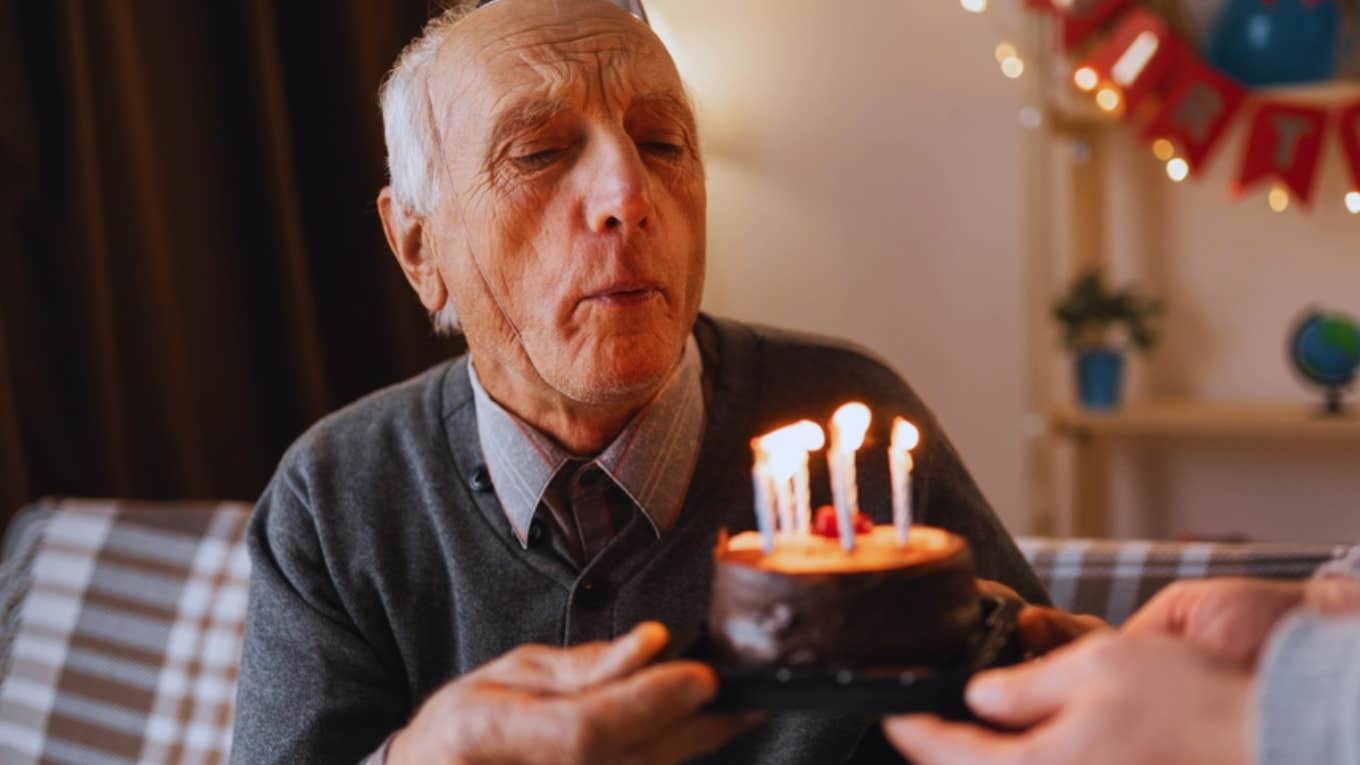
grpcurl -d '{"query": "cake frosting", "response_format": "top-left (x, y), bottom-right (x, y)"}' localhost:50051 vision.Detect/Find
top-left (708, 523), bottom-right (980, 668)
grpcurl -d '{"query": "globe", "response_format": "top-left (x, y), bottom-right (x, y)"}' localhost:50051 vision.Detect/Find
top-left (1290, 310), bottom-right (1360, 414)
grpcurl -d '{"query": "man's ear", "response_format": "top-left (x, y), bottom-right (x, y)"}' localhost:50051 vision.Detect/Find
top-left (378, 186), bottom-right (448, 314)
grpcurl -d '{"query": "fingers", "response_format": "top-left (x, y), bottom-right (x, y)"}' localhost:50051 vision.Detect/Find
top-left (575, 660), bottom-right (719, 750)
top-left (1016, 606), bottom-right (1108, 655)
top-left (1306, 577), bottom-right (1360, 616)
top-left (976, 578), bottom-right (1023, 603)
top-left (883, 714), bottom-right (1024, 765)
top-left (619, 712), bottom-right (766, 765)
top-left (476, 621), bottom-right (670, 693)
top-left (1123, 579), bottom-right (1208, 637)
top-left (964, 633), bottom-right (1106, 728)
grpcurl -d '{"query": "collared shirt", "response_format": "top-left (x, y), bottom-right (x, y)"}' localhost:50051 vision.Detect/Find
top-left (467, 335), bottom-right (705, 553)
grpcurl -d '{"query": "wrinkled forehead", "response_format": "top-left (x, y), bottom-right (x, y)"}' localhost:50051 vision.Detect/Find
top-left (430, 1), bottom-right (685, 140)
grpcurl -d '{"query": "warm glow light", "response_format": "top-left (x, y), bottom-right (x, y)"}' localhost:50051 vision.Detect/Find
top-left (1152, 138), bottom-right (1176, 162)
top-left (1095, 86), bottom-right (1122, 112)
top-left (890, 418), bottom-right (920, 453)
top-left (960, 0), bottom-right (987, 12)
top-left (995, 42), bottom-right (1017, 63)
top-left (1073, 66), bottom-right (1099, 92)
top-left (1345, 191), bottom-right (1360, 214)
top-left (755, 420), bottom-right (824, 479)
top-left (1268, 186), bottom-right (1290, 213)
top-left (830, 403), bottom-right (872, 453)
top-left (1000, 56), bottom-right (1025, 79)
top-left (1166, 157), bottom-right (1190, 182)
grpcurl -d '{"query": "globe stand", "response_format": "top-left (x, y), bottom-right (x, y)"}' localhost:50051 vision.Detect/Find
top-left (1324, 386), bottom-right (1344, 417)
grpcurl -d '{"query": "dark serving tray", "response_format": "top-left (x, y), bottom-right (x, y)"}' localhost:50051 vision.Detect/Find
top-left (703, 594), bottom-right (1024, 717)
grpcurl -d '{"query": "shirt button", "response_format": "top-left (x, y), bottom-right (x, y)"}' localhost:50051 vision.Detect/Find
top-left (469, 467), bottom-right (493, 493)
top-left (575, 579), bottom-right (609, 610)
top-left (527, 519), bottom-right (546, 546)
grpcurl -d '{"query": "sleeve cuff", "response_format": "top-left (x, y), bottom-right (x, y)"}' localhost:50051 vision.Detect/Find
top-left (1255, 612), bottom-right (1360, 765)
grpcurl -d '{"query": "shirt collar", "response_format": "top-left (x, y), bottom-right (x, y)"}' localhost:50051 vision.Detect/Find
top-left (468, 335), bottom-right (705, 548)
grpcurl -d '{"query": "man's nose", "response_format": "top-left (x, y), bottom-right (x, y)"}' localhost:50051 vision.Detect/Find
top-left (584, 134), bottom-right (652, 234)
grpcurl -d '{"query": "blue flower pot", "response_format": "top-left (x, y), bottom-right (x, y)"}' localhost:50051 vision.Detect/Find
top-left (1076, 348), bottom-right (1124, 410)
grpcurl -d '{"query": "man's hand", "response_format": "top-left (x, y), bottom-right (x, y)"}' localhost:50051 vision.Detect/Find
top-left (977, 579), bottom-right (1107, 656)
top-left (387, 622), bottom-right (759, 765)
top-left (884, 632), bottom-right (1254, 765)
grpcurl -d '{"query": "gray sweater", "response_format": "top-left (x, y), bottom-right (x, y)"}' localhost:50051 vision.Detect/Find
top-left (229, 315), bottom-right (1049, 764)
top-left (1258, 612), bottom-right (1360, 765)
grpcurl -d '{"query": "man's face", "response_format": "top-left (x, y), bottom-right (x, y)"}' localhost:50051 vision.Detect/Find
top-left (428, 0), bottom-right (705, 405)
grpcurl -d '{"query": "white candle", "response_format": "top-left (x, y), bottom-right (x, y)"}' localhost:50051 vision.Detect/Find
top-left (750, 459), bottom-right (776, 553)
top-left (828, 403), bottom-right (871, 552)
top-left (889, 417), bottom-right (921, 545)
top-left (753, 420), bottom-right (826, 542)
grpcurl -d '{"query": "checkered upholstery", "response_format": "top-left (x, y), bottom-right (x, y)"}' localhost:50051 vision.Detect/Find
top-left (0, 500), bottom-right (1351, 763)
top-left (0, 499), bottom-right (251, 765)
top-left (1015, 537), bottom-right (1352, 626)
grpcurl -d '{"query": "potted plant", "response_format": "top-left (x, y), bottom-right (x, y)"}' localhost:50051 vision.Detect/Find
top-left (1053, 271), bottom-right (1164, 410)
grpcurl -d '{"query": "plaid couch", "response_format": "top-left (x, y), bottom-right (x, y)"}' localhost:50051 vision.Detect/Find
top-left (0, 499), bottom-right (1350, 764)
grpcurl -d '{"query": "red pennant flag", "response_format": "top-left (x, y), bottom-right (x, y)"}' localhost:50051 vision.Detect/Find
top-left (1075, 9), bottom-right (1182, 114)
top-left (1142, 58), bottom-right (1246, 172)
top-left (1059, 0), bottom-right (1133, 52)
top-left (1234, 102), bottom-right (1329, 206)
top-left (1340, 101), bottom-right (1360, 194)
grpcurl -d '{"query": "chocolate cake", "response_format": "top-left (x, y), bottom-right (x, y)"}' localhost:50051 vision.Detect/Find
top-left (708, 523), bottom-right (981, 669)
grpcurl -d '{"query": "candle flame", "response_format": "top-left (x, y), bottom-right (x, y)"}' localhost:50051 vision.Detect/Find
top-left (830, 402), bottom-right (871, 453)
top-left (890, 417), bottom-right (920, 453)
top-left (753, 420), bottom-right (825, 480)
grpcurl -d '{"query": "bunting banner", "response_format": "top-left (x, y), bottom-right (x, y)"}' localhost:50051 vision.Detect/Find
top-left (1058, 0), bottom-right (1134, 52)
top-left (1340, 101), bottom-right (1360, 194)
top-left (1077, 9), bottom-right (1182, 115)
top-left (1024, 0), bottom-right (1360, 214)
top-left (1142, 58), bottom-right (1246, 171)
top-left (1234, 102), bottom-right (1329, 205)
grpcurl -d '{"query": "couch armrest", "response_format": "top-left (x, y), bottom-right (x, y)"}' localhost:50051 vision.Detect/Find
top-left (1015, 536), bottom-right (1352, 626)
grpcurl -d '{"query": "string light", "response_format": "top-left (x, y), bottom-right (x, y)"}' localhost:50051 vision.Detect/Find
top-left (1166, 158), bottom-right (1189, 182)
top-left (960, 0), bottom-right (987, 12)
top-left (995, 43), bottom-right (1017, 62)
top-left (1268, 186), bottom-right (1290, 213)
top-left (1152, 138), bottom-right (1176, 162)
top-left (1095, 86), bottom-right (1122, 112)
top-left (1073, 66), bottom-right (1099, 92)
top-left (1000, 56), bottom-right (1025, 79)
top-left (1346, 191), bottom-right (1360, 215)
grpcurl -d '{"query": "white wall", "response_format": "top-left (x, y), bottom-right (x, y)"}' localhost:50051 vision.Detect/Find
top-left (647, 0), bottom-right (1033, 532)
top-left (648, 1), bottom-right (1360, 544)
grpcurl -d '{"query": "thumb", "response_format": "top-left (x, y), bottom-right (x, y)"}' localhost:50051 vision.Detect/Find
top-left (553, 621), bottom-right (671, 691)
top-left (477, 621), bottom-right (670, 693)
top-left (965, 634), bottom-right (1103, 728)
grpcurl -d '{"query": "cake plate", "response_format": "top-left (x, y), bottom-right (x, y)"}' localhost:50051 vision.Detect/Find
top-left (704, 594), bottom-right (1023, 718)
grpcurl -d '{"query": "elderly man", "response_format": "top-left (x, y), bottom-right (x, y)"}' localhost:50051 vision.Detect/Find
top-left (230, 0), bottom-right (1056, 762)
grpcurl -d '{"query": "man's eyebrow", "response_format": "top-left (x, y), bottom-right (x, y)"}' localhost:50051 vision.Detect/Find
top-left (487, 99), bottom-right (570, 150)
top-left (628, 91), bottom-right (697, 133)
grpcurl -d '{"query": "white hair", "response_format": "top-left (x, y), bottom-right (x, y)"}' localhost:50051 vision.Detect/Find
top-left (378, 1), bottom-right (479, 335)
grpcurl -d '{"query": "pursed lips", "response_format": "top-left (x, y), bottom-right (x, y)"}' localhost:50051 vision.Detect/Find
top-left (580, 279), bottom-right (663, 307)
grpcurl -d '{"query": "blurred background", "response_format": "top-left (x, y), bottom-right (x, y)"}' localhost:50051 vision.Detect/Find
top-left (4, 0), bottom-right (1360, 544)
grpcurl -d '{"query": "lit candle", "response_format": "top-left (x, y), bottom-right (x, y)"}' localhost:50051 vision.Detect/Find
top-left (828, 403), bottom-right (871, 552)
top-left (889, 417), bottom-right (921, 544)
top-left (754, 421), bottom-right (826, 542)
top-left (750, 459), bottom-right (776, 553)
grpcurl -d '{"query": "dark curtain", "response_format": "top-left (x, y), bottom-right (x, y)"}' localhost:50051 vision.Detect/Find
top-left (0, 0), bottom-right (463, 529)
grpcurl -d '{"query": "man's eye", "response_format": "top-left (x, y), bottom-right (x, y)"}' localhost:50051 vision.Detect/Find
top-left (512, 148), bottom-right (565, 169)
